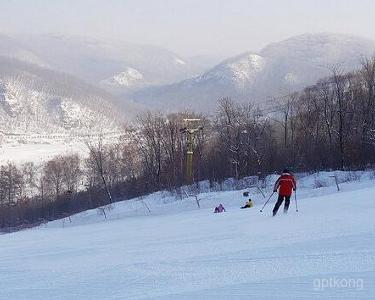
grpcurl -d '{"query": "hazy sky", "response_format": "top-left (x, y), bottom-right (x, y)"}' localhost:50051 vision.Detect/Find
top-left (0, 0), bottom-right (374, 58)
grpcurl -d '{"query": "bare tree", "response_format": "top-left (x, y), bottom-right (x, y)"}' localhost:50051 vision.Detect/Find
top-left (330, 65), bottom-right (347, 169)
top-left (42, 157), bottom-right (64, 199)
top-left (0, 163), bottom-right (23, 206)
top-left (61, 154), bottom-right (82, 193)
top-left (85, 135), bottom-right (113, 204)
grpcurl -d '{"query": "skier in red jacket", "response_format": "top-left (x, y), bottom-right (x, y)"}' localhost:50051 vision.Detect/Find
top-left (273, 169), bottom-right (296, 216)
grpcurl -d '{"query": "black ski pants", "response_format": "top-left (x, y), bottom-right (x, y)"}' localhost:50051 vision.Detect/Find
top-left (273, 194), bottom-right (291, 215)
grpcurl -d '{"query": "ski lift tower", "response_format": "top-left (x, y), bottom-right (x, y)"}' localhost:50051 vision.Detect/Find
top-left (180, 119), bottom-right (203, 184)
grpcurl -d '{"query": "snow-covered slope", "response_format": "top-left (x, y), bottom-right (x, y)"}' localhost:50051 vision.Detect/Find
top-left (133, 33), bottom-right (375, 112)
top-left (1, 171), bottom-right (374, 299)
top-left (101, 67), bottom-right (144, 88)
top-left (200, 53), bottom-right (265, 85)
top-left (0, 57), bottom-right (129, 135)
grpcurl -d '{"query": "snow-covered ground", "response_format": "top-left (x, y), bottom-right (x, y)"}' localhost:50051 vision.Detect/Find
top-left (0, 141), bottom-right (88, 164)
top-left (0, 132), bottom-right (122, 164)
top-left (0, 171), bottom-right (374, 299)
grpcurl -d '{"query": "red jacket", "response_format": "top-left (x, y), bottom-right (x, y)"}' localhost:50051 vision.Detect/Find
top-left (274, 173), bottom-right (296, 196)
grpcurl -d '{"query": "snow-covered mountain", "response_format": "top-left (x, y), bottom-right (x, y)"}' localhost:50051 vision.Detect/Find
top-left (101, 67), bottom-right (144, 88)
top-left (0, 33), bottom-right (152, 136)
top-left (3, 32), bottom-right (374, 124)
top-left (132, 33), bottom-right (375, 112)
top-left (200, 53), bottom-right (265, 87)
top-left (13, 34), bottom-right (208, 93)
top-left (0, 56), bottom-right (132, 135)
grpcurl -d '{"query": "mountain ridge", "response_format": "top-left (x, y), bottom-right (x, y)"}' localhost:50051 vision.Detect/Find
top-left (131, 33), bottom-right (375, 112)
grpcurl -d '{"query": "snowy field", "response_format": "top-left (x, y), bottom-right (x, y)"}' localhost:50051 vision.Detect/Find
top-left (0, 132), bottom-right (121, 164)
top-left (0, 172), bottom-right (374, 299)
top-left (0, 142), bottom-right (88, 164)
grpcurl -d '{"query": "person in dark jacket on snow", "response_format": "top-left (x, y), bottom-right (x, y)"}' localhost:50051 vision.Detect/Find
top-left (214, 204), bottom-right (226, 213)
top-left (272, 169), bottom-right (296, 216)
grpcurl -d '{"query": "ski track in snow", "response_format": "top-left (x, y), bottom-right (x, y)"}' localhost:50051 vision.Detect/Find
top-left (0, 173), bottom-right (374, 299)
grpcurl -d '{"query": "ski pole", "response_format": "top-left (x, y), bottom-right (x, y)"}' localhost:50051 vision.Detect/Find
top-left (294, 191), bottom-right (298, 212)
top-left (260, 192), bottom-right (275, 212)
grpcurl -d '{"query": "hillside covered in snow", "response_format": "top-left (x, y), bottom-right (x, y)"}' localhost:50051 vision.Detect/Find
top-left (0, 56), bottom-right (128, 135)
top-left (133, 33), bottom-right (375, 112)
top-left (1, 171), bottom-right (374, 299)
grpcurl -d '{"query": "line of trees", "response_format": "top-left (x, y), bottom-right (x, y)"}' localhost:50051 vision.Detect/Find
top-left (1, 57), bottom-right (375, 230)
